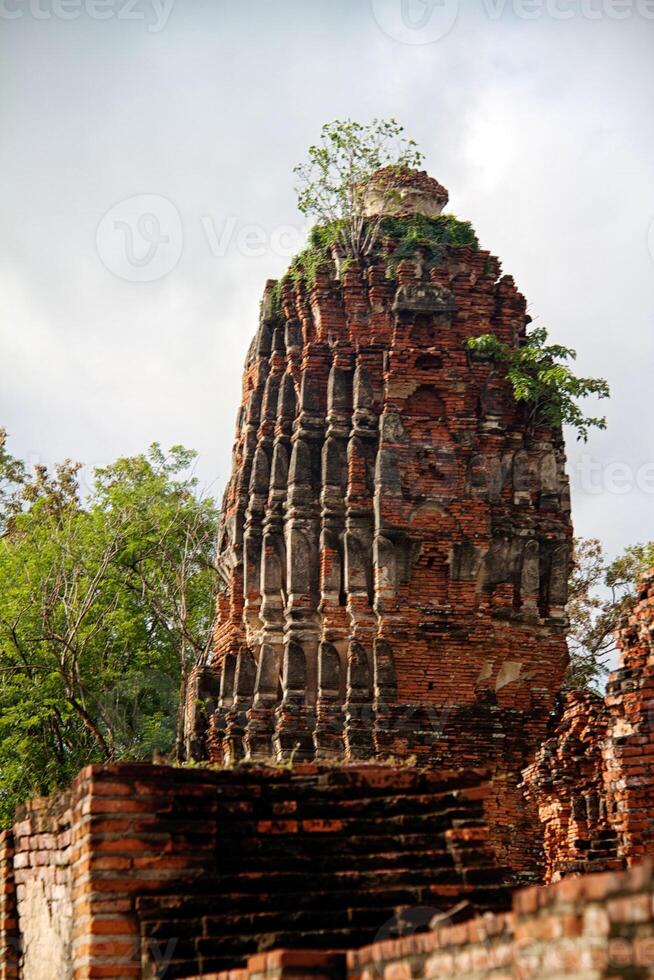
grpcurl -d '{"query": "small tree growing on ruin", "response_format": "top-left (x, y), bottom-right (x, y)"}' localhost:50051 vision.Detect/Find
top-left (466, 327), bottom-right (609, 442)
top-left (294, 118), bottom-right (424, 260)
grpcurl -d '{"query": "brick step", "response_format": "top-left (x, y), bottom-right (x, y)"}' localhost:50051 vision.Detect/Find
top-left (146, 901), bottom-right (409, 952)
top-left (217, 825), bottom-right (491, 866)
top-left (138, 875), bottom-right (509, 928)
top-left (187, 864), bottom-right (500, 897)
top-left (202, 770), bottom-right (485, 796)
top-left (195, 924), bottom-right (419, 971)
top-left (166, 929), bottom-right (390, 980)
top-left (217, 845), bottom-right (455, 874)
top-left (139, 883), bottom-right (455, 927)
top-left (152, 919), bottom-right (435, 980)
top-left (212, 805), bottom-right (483, 839)
top-left (210, 790), bottom-right (484, 820)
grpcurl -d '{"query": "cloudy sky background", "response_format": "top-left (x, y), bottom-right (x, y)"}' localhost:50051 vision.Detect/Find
top-left (1, 0), bottom-right (653, 560)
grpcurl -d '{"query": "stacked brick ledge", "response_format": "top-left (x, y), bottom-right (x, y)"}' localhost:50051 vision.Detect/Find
top-left (199, 860), bottom-right (654, 980)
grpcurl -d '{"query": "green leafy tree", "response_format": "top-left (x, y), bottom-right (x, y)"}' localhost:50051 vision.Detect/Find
top-left (466, 327), bottom-right (609, 442)
top-left (294, 118), bottom-right (423, 260)
top-left (0, 439), bottom-right (218, 826)
top-left (566, 536), bottom-right (654, 690)
top-left (0, 427), bottom-right (25, 533)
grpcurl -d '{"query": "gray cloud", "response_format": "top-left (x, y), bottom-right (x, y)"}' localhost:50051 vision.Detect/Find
top-left (1, 0), bottom-right (653, 558)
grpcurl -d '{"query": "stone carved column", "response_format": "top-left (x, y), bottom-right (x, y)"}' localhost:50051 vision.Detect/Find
top-left (314, 640), bottom-right (343, 758)
top-left (344, 640), bottom-right (375, 758)
top-left (343, 357), bottom-right (381, 758)
top-left (209, 650), bottom-right (236, 762)
top-left (224, 646), bottom-right (257, 764)
top-left (316, 354), bottom-right (352, 757)
top-left (274, 641), bottom-right (314, 761)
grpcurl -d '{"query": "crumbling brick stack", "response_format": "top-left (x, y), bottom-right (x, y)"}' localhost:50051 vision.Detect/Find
top-left (183, 860), bottom-right (654, 980)
top-left (603, 570), bottom-right (654, 864)
top-left (4, 763), bottom-right (510, 980)
top-left (136, 766), bottom-right (510, 979)
top-left (185, 170), bottom-right (572, 871)
top-left (523, 569), bottom-right (654, 881)
top-left (522, 691), bottom-right (620, 882)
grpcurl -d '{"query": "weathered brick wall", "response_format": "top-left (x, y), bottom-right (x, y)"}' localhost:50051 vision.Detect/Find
top-left (213, 860), bottom-right (654, 980)
top-left (604, 570), bottom-right (654, 865)
top-left (522, 691), bottom-right (620, 882)
top-left (11, 792), bottom-right (73, 980)
top-left (523, 569), bottom-right (654, 881)
top-left (11, 765), bottom-right (218, 979)
top-left (3, 763), bottom-right (510, 980)
top-left (0, 831), bottom-right (18, 980)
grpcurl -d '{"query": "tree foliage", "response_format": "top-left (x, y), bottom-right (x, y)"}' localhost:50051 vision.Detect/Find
top-left (466, 327), bottom-right (609, 442)
top-left (0, 436), bottom-right (218, 826)
top-left (566, 536), bottom-right (654, 690)
top-left (294, 118), bottom-right (424, 260)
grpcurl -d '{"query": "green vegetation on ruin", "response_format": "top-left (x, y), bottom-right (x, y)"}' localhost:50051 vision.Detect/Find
top-left (379, 213), bottom-right (479, 277)
top-left (466, 327), bottom-right (610, 442)
top-left (270, 212), bottom-right (479, 313)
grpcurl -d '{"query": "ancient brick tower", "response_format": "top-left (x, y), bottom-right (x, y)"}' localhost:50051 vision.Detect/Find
top-left (186, 169), bottom-right (572, 868)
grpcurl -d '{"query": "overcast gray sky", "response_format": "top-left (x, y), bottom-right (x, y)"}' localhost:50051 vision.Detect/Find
top-left (1, 0), bottom-right (653, 559)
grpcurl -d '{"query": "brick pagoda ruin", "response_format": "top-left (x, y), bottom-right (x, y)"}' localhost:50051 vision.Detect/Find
top-left (185, 168), bottom-right (572, 872)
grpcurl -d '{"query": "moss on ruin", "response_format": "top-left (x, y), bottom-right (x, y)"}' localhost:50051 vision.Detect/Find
top-left (269, 213), bottom-right (479, 313)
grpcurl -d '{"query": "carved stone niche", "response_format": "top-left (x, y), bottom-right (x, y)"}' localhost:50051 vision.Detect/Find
top-left (344, 641), bottom-right (374, 759)
top-left (224, 646), bottom-right (257, 764)
top-left (450, 540), bottom-right (484, 582)
top-left (482, 535), bottom-right (520, 592)
top-left (539, 450), bottom-right (561, 512)
top-left (392, 284), bottom-right (457, 315)
top-left (315, 640), bottom-right (343, 759)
